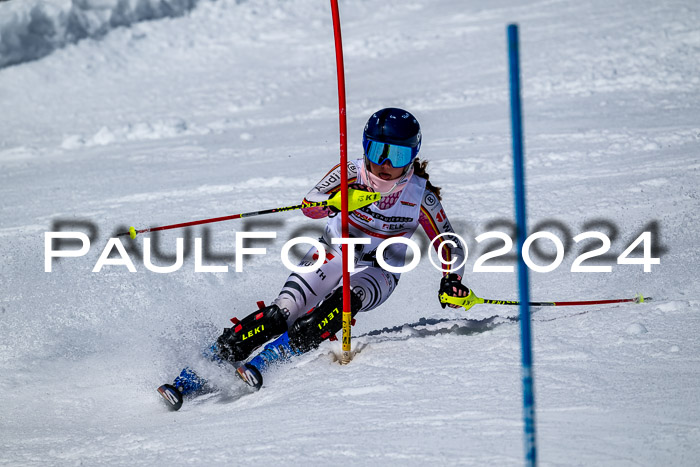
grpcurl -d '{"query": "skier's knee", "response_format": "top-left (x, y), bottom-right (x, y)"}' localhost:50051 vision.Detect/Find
top-left (216, 304), bottom-right (288, 363)
top-left (288, 288), bottom-right (361, 353)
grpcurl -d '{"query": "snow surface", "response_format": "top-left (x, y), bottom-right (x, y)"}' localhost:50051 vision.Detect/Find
top-left (1, 0), bottom-right (700, 465)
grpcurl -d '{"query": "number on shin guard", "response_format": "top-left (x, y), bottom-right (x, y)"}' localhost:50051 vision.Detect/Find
top-left (288, 288), bottom-right (361, 353)
top-left (216, 304), bottom-right (288, 363)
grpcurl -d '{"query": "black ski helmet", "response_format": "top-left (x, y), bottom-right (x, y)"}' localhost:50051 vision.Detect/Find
top-left (362, 108), bottom-right (421, 164)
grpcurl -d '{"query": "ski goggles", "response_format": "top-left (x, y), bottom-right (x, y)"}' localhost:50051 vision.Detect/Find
top-left (363, 140), bottom-right (418, 168)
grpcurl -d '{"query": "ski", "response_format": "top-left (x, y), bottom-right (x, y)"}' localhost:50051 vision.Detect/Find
top-left (157, 313), bottom-right (505, 411)
top-left (157, 384), bottom-right (184, 411)
top-left (157, 363), bottom-right (262, 411)
top-left (158, 294), bottom-right (643, 411)
top-left (157, 333), bottom-right (298, 411)
top-left (234, 363), bottom-right (264, 390)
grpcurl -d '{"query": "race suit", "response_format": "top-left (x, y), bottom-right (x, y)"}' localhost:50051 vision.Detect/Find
top-left (272, 158), bottom-right (466, 325)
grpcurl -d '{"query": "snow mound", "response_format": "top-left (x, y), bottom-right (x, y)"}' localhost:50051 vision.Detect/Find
top-left (0, 0), bottom-right (200, 69)
top-left (655, 300), bottom-right (689, 313)
top-left (625, 322), bottom-right (649, 335)
top-left (61, 117), bottom-right (207, 148)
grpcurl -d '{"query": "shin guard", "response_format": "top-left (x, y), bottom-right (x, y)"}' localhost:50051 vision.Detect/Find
top-left (216, 304), bottom-right (288, 363)
top-left (288, 288), bottom-right (361, 353)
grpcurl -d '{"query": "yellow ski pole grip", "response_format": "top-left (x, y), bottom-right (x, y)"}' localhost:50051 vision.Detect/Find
top-left (326, 189), bottom-right (381, 212)
top-left (439, 291), bottom-right (484, 310)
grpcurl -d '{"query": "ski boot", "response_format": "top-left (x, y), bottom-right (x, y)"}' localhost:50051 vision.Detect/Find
top-left (247, 332), bottom-right (304, 373)
top-left (241, 288), bottom-right (362, 378)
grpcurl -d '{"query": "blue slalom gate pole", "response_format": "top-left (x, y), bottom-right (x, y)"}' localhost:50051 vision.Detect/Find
top-left (508, 23), bottom-right (537, 466)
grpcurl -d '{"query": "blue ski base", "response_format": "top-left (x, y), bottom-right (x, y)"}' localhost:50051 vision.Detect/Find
top-left (168, 331), bottom-right (303, 399)
top-left (174, 367), bottom-right (208, 395)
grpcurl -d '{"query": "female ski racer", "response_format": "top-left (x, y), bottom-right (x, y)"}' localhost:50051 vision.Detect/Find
top-left (161, 108), bottom-right (472, 404)
top-left (214, 108), bottom-right (471, 381)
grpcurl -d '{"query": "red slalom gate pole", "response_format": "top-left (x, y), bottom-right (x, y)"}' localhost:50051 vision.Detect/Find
top-left (329, 0), bottom-right (352, 364)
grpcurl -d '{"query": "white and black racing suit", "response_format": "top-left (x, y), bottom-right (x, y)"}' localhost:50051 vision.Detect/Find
top-left (272, 158), bottom-right (466, 325)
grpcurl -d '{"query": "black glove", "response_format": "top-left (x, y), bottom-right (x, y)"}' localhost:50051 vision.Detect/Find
top-left (439, 273), bottom-right (470, 309)
top-left (327, 191), bottom-right (340, 214)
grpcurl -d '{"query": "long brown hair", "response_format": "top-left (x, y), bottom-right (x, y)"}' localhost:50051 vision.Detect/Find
top-left (412, 158), bottom-right (442, 200)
